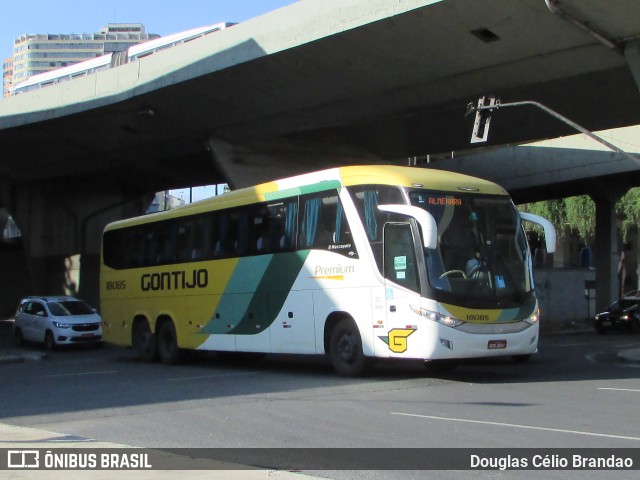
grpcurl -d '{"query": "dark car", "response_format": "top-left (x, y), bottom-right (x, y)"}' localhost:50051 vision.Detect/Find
top-left (594, 298), bottom-right (640, 334)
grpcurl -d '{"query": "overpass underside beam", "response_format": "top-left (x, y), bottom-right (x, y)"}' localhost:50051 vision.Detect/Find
top-left (207, 137), bottom-right (384, 189)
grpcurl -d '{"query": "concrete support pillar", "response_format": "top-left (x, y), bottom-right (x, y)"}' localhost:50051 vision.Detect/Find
top-left (593, 197), bottom-right (618, 312)
top-left (5, 180), bottom-right (151, 311)
top-left (592, 190), bottom-right (627, 312)
top-left (624, 39), bottom-right (640, 93)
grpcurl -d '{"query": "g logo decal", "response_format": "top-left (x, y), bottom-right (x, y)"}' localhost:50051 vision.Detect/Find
top-left (381, 328), bottom-right (416, 353)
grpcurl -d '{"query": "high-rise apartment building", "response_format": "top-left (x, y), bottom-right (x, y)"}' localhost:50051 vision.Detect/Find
top-left (2, 57), bottom-right (12, 97)
top-left (3, 23), bottom-right (159, 96)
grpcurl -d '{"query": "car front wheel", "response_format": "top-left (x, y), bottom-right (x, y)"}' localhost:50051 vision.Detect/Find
top-left (44, 330), bottom-right (56, 351)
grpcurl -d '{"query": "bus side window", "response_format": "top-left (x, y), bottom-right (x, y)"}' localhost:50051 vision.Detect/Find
top-left (176, 217), bottom-right (211, 262)
top-left (300, 196), bottom-right (322, 248)
top-left (215, 213), bottom-right (235, 257)
top-left (236, 208), bottom-right (252, 256)
top-left (281, 200), bottom-right (297, 250)
top-left (384, 223), bottom-right (419, 292)
top-left (130, 228), bottom-right (145, 268)
top-left (347, 185), bottom-right (404, 271)
top-left (191, 217), bottom-right (211, 260)
top-left (299, 192), bottom-right (356, 257)
top-left (255, 203), bottom-right (280, 254)
top-left (156, 222), bottom-right (177, 265)
top-left (176, 222), bottom-right (191, 262)
top-left (209, 212), bottom-right (220, 259)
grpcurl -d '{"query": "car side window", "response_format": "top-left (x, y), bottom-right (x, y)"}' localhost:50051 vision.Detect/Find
top-left (34, 303), bottom-right (47, 317)
top-left (24, 302), bottom-right (35, 314)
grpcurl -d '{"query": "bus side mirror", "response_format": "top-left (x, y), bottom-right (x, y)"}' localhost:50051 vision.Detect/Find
top-left (520, 212), bottom-right (556, 254)
top-left (378, 204), bottom-right (438, 250)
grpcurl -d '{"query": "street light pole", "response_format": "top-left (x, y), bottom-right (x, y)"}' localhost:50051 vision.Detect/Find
top-left (467, 97), bottom-right (640, 166)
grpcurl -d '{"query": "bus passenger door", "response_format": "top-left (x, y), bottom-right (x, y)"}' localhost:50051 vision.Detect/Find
top-left (382, 223), bottom-right (423, 358)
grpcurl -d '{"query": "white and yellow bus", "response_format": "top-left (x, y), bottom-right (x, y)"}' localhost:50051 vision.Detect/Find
top-left (100, 165), bottom-right (555, 376)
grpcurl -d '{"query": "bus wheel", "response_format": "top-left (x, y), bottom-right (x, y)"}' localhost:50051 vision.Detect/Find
top-left (329, 319), bottom-right (367, 377)
top-left (157, 321), bottom-right (182, 365)
top-left (132, 321), bottom-right (157, 362)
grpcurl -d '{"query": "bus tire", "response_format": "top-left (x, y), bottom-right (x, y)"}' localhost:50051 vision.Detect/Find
top-left (157, 321), bottom-right (182, 365)
top-left (132, 320), bottom-right (158, 362)
top-left (329, 319), bottom-right (367, 377)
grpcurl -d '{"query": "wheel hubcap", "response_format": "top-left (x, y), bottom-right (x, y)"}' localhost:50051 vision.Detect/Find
top-left (338, 333), bottom-right (355, 364)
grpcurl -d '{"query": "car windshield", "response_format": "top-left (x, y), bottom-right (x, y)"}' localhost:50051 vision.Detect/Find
top-left (611, 300), bottom-right (640, 311)
top-left (47, 300), bottom-right (94, 316)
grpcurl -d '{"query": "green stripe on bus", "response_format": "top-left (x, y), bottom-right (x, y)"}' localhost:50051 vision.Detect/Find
top-left (203, 251), bottom-right (310, 335)
top-left (263, 180), bottom-right (342, 201)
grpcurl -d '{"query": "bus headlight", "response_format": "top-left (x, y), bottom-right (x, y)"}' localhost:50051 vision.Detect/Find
top-left (523, 309), bottom-right (540, 325)
top-left (410, 306), bottom-right (464, 327)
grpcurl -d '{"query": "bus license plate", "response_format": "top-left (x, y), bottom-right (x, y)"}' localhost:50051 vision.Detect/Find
top-left (488, 340), bottom-right (507, 349)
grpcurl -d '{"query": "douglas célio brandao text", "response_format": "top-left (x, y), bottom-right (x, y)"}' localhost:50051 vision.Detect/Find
top-left (470, 453), bottom-right (634, 470)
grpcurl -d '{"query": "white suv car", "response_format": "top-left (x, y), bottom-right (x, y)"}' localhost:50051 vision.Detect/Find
top-left (14, 296), bottom-right (103, 349)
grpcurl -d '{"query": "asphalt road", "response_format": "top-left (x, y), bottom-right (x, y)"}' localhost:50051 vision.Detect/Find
top-left (1, 325), bottom-right (639, 480)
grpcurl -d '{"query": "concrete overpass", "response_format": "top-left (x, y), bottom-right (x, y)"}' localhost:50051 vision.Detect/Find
top-left (2, 0), bottom-right (640, 312)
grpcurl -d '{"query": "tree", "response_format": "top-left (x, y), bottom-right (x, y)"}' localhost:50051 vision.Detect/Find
top-left (518, 187), bottom-right (640, 243)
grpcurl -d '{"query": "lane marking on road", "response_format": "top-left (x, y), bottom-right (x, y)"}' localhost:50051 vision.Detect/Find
top-left (390, 412), bottom-right (640, 442)
top-left (598, 387), bottom-right (640, 393)
top-left (166, 371), bottom-right (257, 382)
top-left (41, 370), bottom-right (120, 378)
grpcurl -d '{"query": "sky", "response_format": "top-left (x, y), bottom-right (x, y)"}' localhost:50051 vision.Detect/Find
top-left (1, 0), bottom-right (298, 59)
top-left (1, 0), bottom-right (298, 202)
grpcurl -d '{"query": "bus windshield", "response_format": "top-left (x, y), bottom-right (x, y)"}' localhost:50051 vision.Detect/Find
top-left (410, 191), bottom-right (531, 307)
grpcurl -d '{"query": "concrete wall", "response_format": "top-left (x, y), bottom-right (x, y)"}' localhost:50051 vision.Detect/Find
top-left (534, 269), bottom-right (596, 333)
